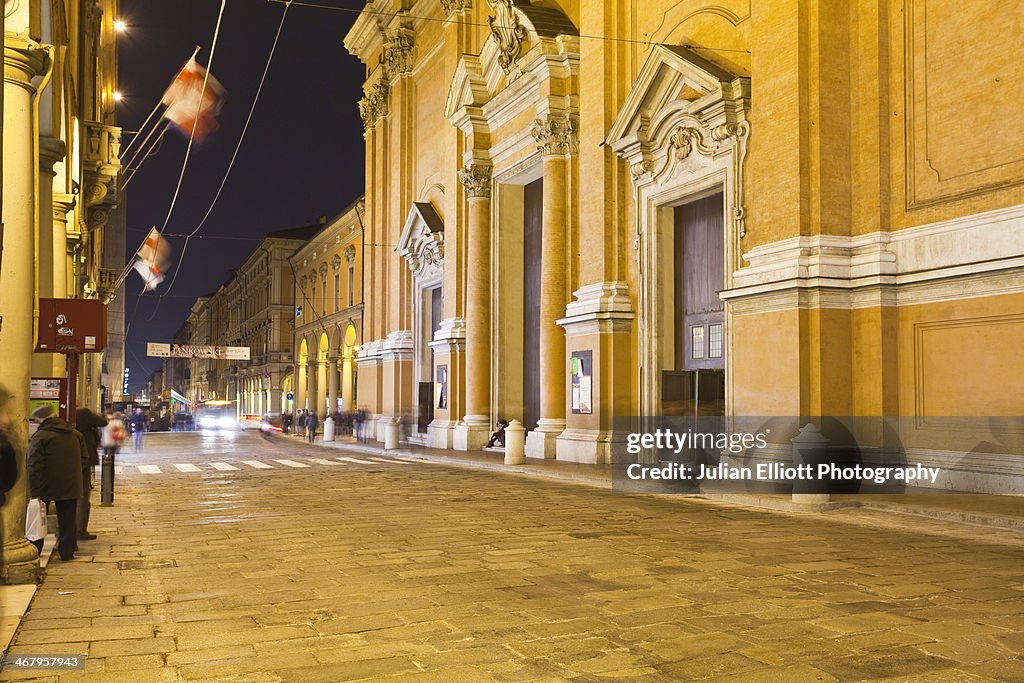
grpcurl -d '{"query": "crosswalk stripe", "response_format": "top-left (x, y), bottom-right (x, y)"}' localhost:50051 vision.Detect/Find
top-left (309, 458), bottom-right (341, 465)
top-left (336, 456), bottom-right (378, 465)
top-left (273, 459), bottom-right (310, 468)
top-left (114, 466), bottom-right (125, 474)
top-left (173, 463), bottom-right (201, 472)
top-left (370, 457), bottom-right (414, 465)
top-left (210, 462), bottom-right (239, 471)
top-left (137, 465), bottom-right (162, 474)
top-left (241, 460), bottom-right (273, 469)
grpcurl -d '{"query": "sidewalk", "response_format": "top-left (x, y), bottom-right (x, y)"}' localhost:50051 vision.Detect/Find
top-left (289, 432), bottom-right (1024, 532)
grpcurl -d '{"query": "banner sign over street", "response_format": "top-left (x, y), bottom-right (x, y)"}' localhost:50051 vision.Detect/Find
top-left (147, 343), bottom-right (250, 360)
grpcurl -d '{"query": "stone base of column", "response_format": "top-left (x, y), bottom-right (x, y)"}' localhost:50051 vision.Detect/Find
top-left (554, 428), bottom-right (618, 464)
top-left (453, 415), bottom-right (490, 451)
top-left (1, 539), bottom-right (40, 584)
top-left (427, 419), bottom-right (459, 449)
top-left (525, 419), bottom-right (566, 459)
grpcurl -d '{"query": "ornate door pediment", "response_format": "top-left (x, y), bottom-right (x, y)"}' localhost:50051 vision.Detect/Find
top-left (397, 202), bottom-right (445, 283)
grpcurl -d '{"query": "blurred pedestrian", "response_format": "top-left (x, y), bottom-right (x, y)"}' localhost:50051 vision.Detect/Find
top-left (28, 405), bottom-right (88, 561)
top-left (0, 386), bottom-right (17, 507)
top-left (486, 419), bottom-right (510, 448)
top-left (355, 407), bottom-right (368, 443)
top-left (130, 407), bottom-right (149, 452)
top-left (101, 410), bottom-right (127, 492)
top-left (74, 407), bottom-right (107, 541)
top-left (305, 411), bottom-right (319, 443)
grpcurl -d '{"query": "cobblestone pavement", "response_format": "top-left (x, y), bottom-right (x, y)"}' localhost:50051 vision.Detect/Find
top-left (2, 431), bottom-right (1023, 682)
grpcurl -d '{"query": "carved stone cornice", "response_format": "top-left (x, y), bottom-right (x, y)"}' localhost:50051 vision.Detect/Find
top-left (486, 0), bottom-right (528, 73)
top-left (382, 26), bottom-right (414, 78)
top-left (458, 162), bottom-right (492, 198)
top-left (358, 77), bottom-right (390, 133)
top-left (531, 113), bottom-right (578, 156)
top-left (441, 0), bottom-right (472, 15)
top-left (53, 193), bottom-right (76, 223)
top-left (39, 137), bottom-right (67, 175)
top-left (344, 245), bottom-right (357, 265)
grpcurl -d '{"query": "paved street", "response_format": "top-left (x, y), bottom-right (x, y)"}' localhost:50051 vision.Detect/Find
top-left (2, 431), bottom-right (1023, 682)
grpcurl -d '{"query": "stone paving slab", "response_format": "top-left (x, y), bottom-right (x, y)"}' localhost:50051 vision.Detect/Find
top-left (1, 431), bottom-right (1023, 681)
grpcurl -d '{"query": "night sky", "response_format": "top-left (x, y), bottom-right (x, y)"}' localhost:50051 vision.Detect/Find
top-left (117, 0), bottom-right (365, 391)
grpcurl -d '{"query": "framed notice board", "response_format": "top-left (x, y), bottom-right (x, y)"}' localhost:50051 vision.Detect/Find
top-left (570, 350), bottom-right (593, 415)
top-left (435, 365), bottom-right (448, 409)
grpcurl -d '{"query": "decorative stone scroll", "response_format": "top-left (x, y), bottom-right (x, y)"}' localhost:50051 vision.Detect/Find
top-left (486, 0), bottom-right (528, 73)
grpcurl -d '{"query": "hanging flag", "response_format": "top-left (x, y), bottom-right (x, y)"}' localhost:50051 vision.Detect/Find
top-left (133, 228), bottom-right (172, 290)
top-left (161, 57), bottom-right (225, 142)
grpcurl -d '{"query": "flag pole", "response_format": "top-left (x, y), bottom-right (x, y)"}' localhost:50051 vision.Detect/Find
top-left (121, 121), bottom-right (169, 190)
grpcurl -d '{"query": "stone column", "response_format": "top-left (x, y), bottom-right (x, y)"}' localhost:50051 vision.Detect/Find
top-left (526, 114), bottom-right (576, 459)
top-left (51, 194), bottom-right (75, 298)
top-left (327, 358), bottom-right (339, 416)
top-left (313, 361), bottom-right (325, 419)
top-left (269, 372), bottom-right (283, 416)
top-left (296, 363), bottom-right (307, 411)
top-left (453, 162), bottom-right (492, 451)
top-left (340, 354), bottom-right (355, 413)
top-left (34, 136), bottom-right (66, 377)
top-left (1, 34), bottom-right (50, 583)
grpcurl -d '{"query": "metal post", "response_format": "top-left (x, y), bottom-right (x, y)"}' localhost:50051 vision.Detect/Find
top-left (100, 450), bottom-right (114, 506)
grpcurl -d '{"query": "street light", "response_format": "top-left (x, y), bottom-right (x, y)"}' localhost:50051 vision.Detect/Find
top-left (114, 19), bottom-right (127, 33)
top-left (112, 91), bottom-right (123, 102)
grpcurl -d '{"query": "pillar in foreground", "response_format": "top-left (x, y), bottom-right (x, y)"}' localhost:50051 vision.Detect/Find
top-left (1, 34), bottom-right (50, 584)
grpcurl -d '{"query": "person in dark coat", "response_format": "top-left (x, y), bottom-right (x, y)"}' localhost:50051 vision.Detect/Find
top-left (74, 408), bottom-right (107, 540)
top-left (305, 411), bottom-right (319, 443)
top-left (129, 407), bottom-right (149, 451)
top-left (28, 405), bottom-right (89, 561)
top-left (0, 386), bottom-right (18, 507)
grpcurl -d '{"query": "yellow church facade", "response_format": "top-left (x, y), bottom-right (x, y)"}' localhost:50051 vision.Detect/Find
top-left (343, 0), bottom-right (1023, 470)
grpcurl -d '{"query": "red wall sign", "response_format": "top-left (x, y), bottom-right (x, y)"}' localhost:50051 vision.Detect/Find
top-left (35, 298), bottom-right (108, 354)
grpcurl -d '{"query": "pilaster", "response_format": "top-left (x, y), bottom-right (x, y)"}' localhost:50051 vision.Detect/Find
top-left (555, 282), bottom-right (635, 464)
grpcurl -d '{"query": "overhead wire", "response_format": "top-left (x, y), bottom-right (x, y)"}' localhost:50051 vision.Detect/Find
top-left (123, 0), bottom-right (229, 345)
top-left (143, 0), bottom-right (294, 325)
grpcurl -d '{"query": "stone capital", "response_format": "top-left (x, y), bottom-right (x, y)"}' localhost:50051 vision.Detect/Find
top-left (359, 77), bottom-right (390, 133)
top-left (3, 35), bottom-right (50, 92)
top-left (441, 0), bottom-right (472, 15)
top-left (531, 113), bottom-right (578, 157)
top-left (458, 162), bottom-right (492, 198)
top-left (382, 25), bottom-right (414, 78)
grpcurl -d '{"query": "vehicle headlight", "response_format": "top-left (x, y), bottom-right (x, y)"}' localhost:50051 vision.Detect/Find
top-left (219, 416), bottom-right (235, 429)
top-left (200, 417), bottom-right (215, 429)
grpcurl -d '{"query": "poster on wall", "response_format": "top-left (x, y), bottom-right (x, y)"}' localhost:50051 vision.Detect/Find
top-left (570, 351), bottom-right (593, 415)
top-left (436, 365), bottom-right (448, 409)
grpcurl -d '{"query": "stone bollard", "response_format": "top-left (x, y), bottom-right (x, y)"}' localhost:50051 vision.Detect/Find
top-left (383, 418), bottom-right (400, 450)
top-left (323, 417), bottom-right (336, 442)
top-left (791, 423), bottom-right (830, 505)
top-left (504, 420), bottom-right (526, 465)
